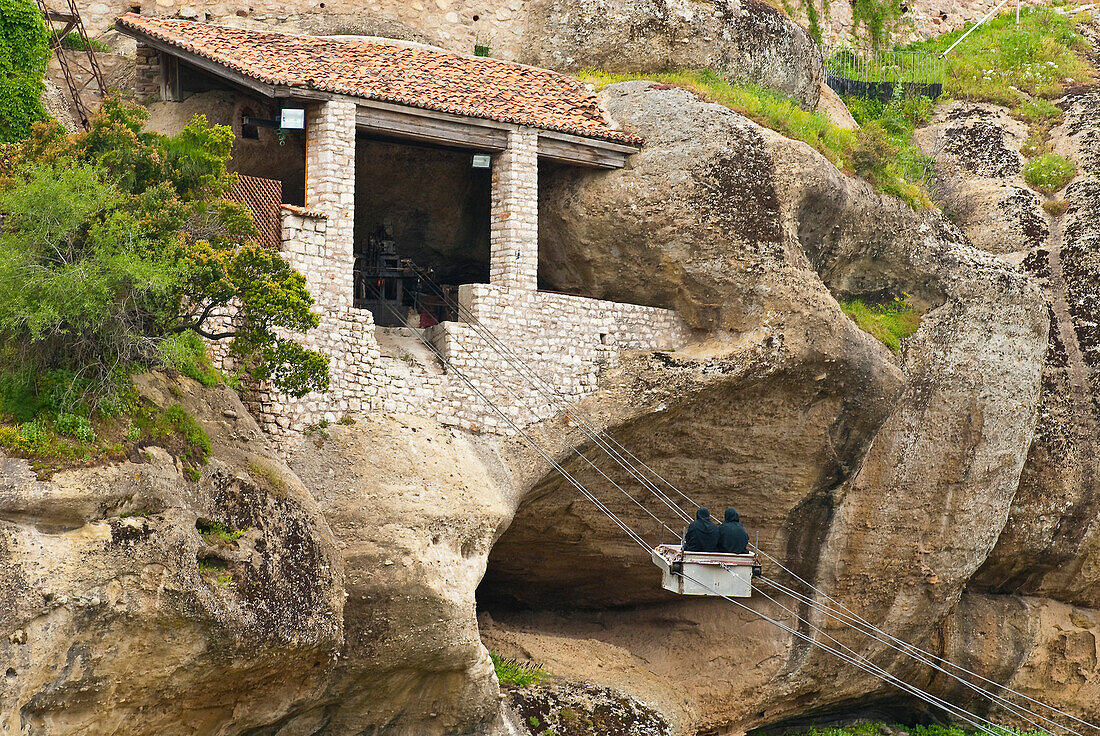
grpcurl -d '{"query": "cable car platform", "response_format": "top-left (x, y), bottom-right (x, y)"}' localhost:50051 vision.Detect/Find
top-left (651, 544), bottom-right (761, 597)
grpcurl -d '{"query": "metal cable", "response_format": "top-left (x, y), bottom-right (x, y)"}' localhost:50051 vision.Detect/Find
top-left (757, 575), bottom-right (1075, 736)
top-left (407, 265), bottom-right (698, 526)
top-left (569, 435), bottom-right (1100, 734)
top-left (363, 278), bottom-right (1095, 732)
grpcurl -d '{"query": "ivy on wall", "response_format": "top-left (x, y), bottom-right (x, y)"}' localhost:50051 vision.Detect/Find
top-left (0, 0), bottom-right (50, 143)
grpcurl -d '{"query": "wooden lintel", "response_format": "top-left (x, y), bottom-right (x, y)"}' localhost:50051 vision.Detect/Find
top-left (538, 131), bottom-right (636, 169)
top-left (115, 24), bottom-right (277, 99)
top-left (273, 86), bottom-right (333, 102)
top-left (355, 104), bottom-right (508, 151)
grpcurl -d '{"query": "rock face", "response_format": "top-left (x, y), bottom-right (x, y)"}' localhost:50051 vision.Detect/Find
top-left (915, 103), bottom-right (1049, 256)
top-left (483, 81), bottom-right (1049, 732)
top-left (521, 0), bottom-right (822, 107)
top-left (81, 0), bottom-right (823, 108)
top-left (0, 373), bottom-right (344, 735)
top-left (273, 413), bottom-right (514, 736)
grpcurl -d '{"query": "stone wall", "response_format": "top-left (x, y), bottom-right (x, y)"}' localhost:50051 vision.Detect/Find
top-left (490, 128), bottom-right (539, 291)
top-left (248, 207), bottom-right (691, 447)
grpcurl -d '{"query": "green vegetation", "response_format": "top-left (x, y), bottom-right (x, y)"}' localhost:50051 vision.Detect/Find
top-left (60, 32), bottom-right (110, 53)
top-left (581, 70), bottom-right (932, 208)
top-left (0, 99), bottom-right (329, 469)
top-left (0, 369), bottom-right (211, 476)
top-left (1043, 199), bottom-right (1070, 216)
top-left (905, 7), bottom-right (1094, 106)
top-left (247, 457), bottom-right (287, 491)
top-left (851, 0), bottom-right (906, 49)
top-left (1016, 97), bottom-right (1063, 124)
top-left (197, 519), bottom-right (249, 543)
top-left (1024, 152), bottom-right (1077, 193)
top-left (0, 0), bottom-right (50, 143)
top-left (840, 296), bottom-right (922, 352)
top-left (158, 332), bottom-right (222, 387)
top-left (490, 651), bottom-right (545, 687)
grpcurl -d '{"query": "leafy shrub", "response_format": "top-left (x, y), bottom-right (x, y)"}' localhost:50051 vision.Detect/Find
top-left (490, 651), bottom-right (545, 687)
top-left (0, 99), bottom-right (330, 414)
top-left (840, 296), bottom-right (922, 352)
top-left (53, 412), bottom-right (95, 443)
top-left (158, 332), bottom-right (221, 387)
top-left (1024, 153), bottom-right (1076, 194)
top-left (0, 0), bottom-right (50, 143)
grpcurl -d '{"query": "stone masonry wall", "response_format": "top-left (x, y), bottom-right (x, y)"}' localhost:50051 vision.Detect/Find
top-left (221, 101), bottom-right (690, 450)
top-left (134, 43), bottom-right (160, 101)
top-left (490, 128), bottom-right (539, 291)
top-left (245, 206), bottom-right (691, 447)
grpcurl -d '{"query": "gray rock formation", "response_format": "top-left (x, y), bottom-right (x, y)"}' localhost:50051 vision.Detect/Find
top-left (484, 81), bottom-right (1048, 731)
top-left (0, 373), bottom-right (344, 735)
top-left (9, 59), bottom-right (1100, 736)
top-left (276, 413), bottom-right (514, 736)
top-left (521, 0), bottom-right (823, 107)
top-left (78, 0), bottom-right (824, 109)
top-left (915, 103), bottom-right (1049, 255)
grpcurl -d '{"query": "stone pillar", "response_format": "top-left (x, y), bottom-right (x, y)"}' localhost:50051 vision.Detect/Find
top-left (134, 44), bottom-right (161, 102)
top-left (305, 100), bottom-right (357, 309)
top-left (490, 127), bottom-right (539, 291)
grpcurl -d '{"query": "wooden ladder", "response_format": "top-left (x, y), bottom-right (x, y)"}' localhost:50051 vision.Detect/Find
top-left (36, 0), bottom-right (107, 129)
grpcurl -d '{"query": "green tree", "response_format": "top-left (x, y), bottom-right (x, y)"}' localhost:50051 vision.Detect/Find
top-left (0, 99), bottom-right (329, 411)
top-left (0, 0), bottom-right (50, 143)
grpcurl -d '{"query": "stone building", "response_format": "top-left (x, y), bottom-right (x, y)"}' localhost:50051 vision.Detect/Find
top-left (117, 14), bottom-right (692, 444)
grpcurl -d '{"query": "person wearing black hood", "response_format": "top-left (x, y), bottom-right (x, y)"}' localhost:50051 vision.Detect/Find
top-left (683, 507), bottom-right (720, 552)
top-left (718, 507), bottom-right (750, 554)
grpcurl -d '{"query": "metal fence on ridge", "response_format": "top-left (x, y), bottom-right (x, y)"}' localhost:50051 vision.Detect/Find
top-left (823, 48), bottom-right (946, 100)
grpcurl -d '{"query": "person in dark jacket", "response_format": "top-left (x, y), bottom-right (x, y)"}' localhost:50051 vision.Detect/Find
top-left (718, 507), bottom-right (750, 554)
top-left (683, 507), bottom-right (720, 552)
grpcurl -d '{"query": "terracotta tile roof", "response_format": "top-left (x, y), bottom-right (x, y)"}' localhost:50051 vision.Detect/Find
top-left (117, 14), bottom-right (641, 146)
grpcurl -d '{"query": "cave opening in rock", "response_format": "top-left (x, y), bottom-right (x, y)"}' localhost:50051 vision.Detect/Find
top-left (748, 695), bottom-right (946, 736)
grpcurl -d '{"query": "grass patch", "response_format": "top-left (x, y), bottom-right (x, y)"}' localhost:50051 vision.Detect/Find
top-left (1043, 198), bottom-right (1070, 216)
top-left (904, 6), bottom-right (1094, 106)
top-left (1024, 153), bottom-right (1076, 193)
top-left (0, 389), bottom-right (213, 478)
top-left (490, 651), bottom-right (545, 687)
top-left (840, 296), bottom-right (922, 352)
top-left (1016, 97), bottom-right (1063, 124)
top-left (60, 33), bottom-right (110, 53)
top-left (247, 457), bottom-right (287, 491)
top-left (580, 69), bottom-right (932, 208)
top-left (131, 403), bottom-right (212, 465)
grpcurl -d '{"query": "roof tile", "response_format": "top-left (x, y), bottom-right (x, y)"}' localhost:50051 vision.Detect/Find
top-left (117, 14), bottom-right (642, 146)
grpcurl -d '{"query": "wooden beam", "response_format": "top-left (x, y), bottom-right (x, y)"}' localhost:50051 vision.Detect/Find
top-left (355, 103), bottom-right (509, 151)
top-left (538, 131), bottom-right (637, 169)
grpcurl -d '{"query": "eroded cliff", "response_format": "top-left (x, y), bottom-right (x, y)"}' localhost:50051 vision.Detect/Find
top-left (8, 29), bottom-right (1100, 736)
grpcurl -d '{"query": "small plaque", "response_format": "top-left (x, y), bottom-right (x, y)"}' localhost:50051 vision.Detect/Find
top-left (471, 153), bottom-right (492, 169)
top-left (278, 108), bottom-right (306, 130)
